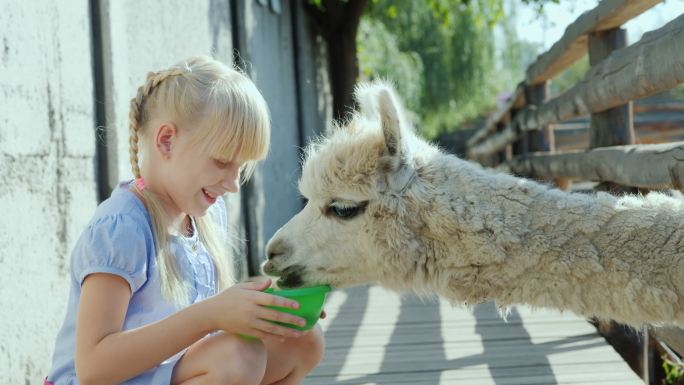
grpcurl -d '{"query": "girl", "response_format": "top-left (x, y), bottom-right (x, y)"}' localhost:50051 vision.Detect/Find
top-left (46, 56), bottom-right (324, 385)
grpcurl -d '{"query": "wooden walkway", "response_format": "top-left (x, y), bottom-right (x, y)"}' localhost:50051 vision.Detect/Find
top-left (304, 286), bottom-right (643, 385)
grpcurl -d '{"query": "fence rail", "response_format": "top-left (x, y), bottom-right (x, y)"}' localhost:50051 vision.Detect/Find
top-left (464, 0), bottom-right (684, 380)
top-left (526, 0), bottom-right (662, 85)
top-left (500, 141), bottom-right (684, 190)
top-left (469, 12), bottom-right (684, 158)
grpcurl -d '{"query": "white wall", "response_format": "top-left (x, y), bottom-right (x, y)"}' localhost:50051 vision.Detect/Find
top-left (0, 1), bottom-right (237, 382)
top-left (0, 1), bottom-right (331, 382)
top-left (0, 1), bottom-right (96, 383)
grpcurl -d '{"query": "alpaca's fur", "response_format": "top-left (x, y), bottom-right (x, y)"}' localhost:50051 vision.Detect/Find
top-left (263, 82), bottom-right (684, 327)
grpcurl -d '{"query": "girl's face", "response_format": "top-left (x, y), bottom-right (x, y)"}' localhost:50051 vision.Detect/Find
top-left (156, 124), bottom-right (243, 219)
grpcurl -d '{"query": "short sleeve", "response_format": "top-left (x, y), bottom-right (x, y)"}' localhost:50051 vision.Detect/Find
top-left (71, 215), bottom-right (151, 293)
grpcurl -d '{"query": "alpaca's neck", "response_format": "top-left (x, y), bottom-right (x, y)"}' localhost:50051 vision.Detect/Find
top-left (411, 155), bottom-right (684, 326)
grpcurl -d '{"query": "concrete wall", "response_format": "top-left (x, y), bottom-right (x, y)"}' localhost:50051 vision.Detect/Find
top-left (0, 1), bottom-right (332, 382)
top-left (0, 1), bottom-right (97, 383)
top-left (232, 0), bottom-right (332, 273)
top-left (234, 0), bottom-right (306, 271)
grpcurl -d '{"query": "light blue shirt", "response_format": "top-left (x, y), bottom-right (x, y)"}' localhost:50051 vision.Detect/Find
top-left (47, 181), bottom-right (227, 385)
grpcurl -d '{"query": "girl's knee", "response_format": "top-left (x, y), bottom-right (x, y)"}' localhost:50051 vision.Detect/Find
top-left (295, 326), bottom-right (325, 369)
top-left (198, 334), bottom-right (268, 384)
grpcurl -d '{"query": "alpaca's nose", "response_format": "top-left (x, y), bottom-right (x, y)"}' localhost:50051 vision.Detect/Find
top-left (266, 239), bottom-right (290, 260)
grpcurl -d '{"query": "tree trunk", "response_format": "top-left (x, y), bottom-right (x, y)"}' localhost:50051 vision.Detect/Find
top-left (329, 24), bottom-right (360, 121)
top-left (306, 0), bottom-right (368, 121)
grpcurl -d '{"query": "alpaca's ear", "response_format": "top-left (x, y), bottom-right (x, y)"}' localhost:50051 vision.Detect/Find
top-left (377, 88), bottom-right (402, 158)
top-left (354, 81), bottom-right (405, 161)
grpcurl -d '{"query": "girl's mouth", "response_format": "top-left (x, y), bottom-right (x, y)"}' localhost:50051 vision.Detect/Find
top-left (202, 188), bottom-right (217, 204)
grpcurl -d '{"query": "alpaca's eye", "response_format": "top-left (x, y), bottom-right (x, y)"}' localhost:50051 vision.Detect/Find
top-left (328, 201), bottom-right (367, 219)
top-left (331, 205), bottom-right (360, 219)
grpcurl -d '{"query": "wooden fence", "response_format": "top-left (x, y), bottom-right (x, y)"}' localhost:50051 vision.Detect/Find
top-left (464, 0), bottom-right (684, 382)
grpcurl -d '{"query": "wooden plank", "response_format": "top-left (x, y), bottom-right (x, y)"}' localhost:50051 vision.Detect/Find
top-left (526, 0), bottom-right (662, 85)
top-left (634, 102), bottom-right (684, 113)
top-left (501, 140), bottom-right (684, 189)
top-left (467, 126), bottom-right (519, 158)
top-left (321, 337), bottom-right (614, 361)
top-left (467, 84), bottom-right (525, 148)
top-left (307, 286), bottom-right (641, 384)
top-left (652, 326), bottom-right (684, 356)
top-left (312, 351), bottom-right (628, 378)
top-left (469, 13), bottom-right (684, 157)
top-left (323, 325), bottom-right (604, 348)
top-left (306, 367), bottom-right (642, 385)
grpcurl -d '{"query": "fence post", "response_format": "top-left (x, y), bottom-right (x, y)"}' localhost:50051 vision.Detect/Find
top-left (588, 27), bottom-right (637, 195)
top-left (495, 121), bottom-right (509, 165)
top-left (589, 26), bottom-right (647, 382)
top-left (588, 28), bottom-right (634, 148)
top-left (525, 82), bottom-right (554, 153)
top-left (525, 81), bottom-right (564, 187)
top-left (511, 85), bottom-right (552, 156)
top-left (507, 106), bottom-right (522, 162)
top-left (511, 109), bottom-right (528, 157)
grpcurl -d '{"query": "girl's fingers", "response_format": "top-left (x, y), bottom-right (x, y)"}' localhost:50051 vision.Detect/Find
top-left (257, 307), bottom-right (306, 327)
top-left (252, 319), bottom-right (302, 338)
top-left (242, 330), bottom-right (269, 341)
top-left (239, 278), bottom-right (272, 291)
top-left (255, 292), bottom-right (300, 309)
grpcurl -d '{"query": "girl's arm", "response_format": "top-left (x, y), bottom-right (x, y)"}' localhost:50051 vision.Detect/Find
top-left (75, 274), bottom-right (305, 385)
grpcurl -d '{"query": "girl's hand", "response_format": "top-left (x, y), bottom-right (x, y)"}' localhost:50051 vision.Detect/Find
top-left (203, 278), bottom-right (307, 341)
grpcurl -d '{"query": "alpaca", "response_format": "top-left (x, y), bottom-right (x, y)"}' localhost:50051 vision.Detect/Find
top-left (262, 82), bottom-right (684, 327)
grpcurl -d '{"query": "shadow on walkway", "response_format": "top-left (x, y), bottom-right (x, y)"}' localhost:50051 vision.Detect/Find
top-left (474, 302), bottom-right (557, 384)
top-left (307, 290), bottom-right (605, 384)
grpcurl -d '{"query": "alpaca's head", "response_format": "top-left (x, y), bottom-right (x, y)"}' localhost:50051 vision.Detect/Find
top-left (263, 82), bottom-right (438, 289)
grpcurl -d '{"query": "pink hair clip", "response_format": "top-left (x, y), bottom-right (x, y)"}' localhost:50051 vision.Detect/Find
top-left (134, 177), bottom-right (146, 191)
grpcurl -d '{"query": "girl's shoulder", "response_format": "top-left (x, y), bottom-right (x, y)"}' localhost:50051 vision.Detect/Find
top-left (89, 181), bottom-right (151, 230)
top-left (70, 181), bottom-right (154, 292)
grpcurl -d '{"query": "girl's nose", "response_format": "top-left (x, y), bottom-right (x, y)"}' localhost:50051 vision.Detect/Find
top-left (222, 165), bottom-right (240, 193)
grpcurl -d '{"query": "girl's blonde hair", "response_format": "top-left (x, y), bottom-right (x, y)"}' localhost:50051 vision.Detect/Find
top-left (128, 56), bottom-right (270, 305)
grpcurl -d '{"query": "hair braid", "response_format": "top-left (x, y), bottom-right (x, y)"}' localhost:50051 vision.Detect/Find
top-left (128, 68), bottom-right (188, 178)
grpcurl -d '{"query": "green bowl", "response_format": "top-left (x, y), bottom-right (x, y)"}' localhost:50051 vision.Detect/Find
top-left (265, 285), bottom-right (332, 331)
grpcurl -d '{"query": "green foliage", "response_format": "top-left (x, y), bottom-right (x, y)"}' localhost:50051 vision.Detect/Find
top-left (311, 0), bottom-right (558, 137)
top-left (359, 0), bottom-right (549, 137)
top-left (550, 56), bottom-right (590, 96)
top-left (662, 356), bottom-right (684, 385)
top-left (521, 0), bottom-right (560, 13)
top-left (360, 1), bottom-right (497, 137)
top-left (672, 84), bottom-right (684, 99)
top-left (425, 0), bottom-right (504, 29)
top-left (356, 18), bottom-right (424, 112)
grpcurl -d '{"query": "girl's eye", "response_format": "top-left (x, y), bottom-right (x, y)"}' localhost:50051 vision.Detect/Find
top-left (328, 202), bottom-right (367, 220)
top-left (214, 159), bottom-right (230, 168)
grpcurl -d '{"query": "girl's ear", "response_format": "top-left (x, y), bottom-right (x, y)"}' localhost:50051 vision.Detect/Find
top-left (154, 122), bottom-right (177, 159)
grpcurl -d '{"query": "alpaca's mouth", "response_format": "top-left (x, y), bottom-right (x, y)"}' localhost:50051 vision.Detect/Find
top-left (264, 263), bottom-right (307, 289)
top-left (277, 273), bottom-right (304, 288)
